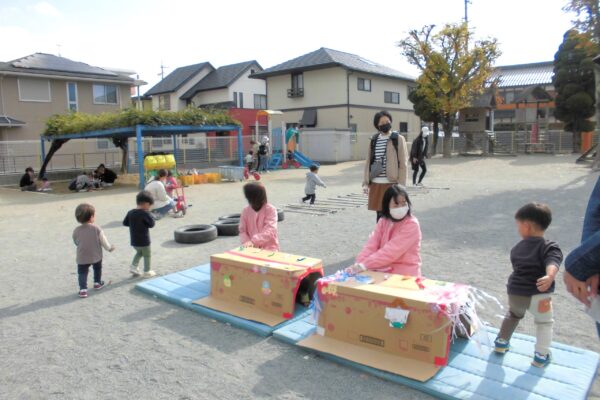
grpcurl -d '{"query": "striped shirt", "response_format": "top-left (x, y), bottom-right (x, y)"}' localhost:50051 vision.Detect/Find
top-left (374, 134), bottom-right (389, 178)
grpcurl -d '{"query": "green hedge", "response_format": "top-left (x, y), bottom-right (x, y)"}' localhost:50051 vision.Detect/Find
top-left (43, 108), bottom-right (240, 136)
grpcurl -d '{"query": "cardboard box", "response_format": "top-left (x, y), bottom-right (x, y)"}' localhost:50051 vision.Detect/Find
top-left (299, 272), bottom-right (467, 382)
top-left (194, 247), bottom-right (323, 326)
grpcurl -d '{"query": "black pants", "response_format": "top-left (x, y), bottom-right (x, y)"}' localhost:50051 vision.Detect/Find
top-left (302, 194), bottom-right (316, 204)
top-left (412, 161), bottom-right (427, 184)
top-left (78, 261), bottom-right (102, 290)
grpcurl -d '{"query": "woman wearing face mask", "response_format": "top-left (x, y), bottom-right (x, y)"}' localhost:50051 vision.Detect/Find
top-left (410, 126), bottom-right (430, 186)
top-left (363, 111), bottom-right (409, 221)
top-left (346, 185), bottom-right (422, 277)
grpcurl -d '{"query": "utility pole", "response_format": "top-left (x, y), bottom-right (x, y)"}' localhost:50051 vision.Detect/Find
top-left (158, 61), bottom-right (168, 80)
top-left (464, 0), bottom-right (471, 24)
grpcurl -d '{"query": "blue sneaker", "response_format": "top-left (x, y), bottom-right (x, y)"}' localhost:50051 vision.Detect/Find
top-left (532, 352), bottom-right (551, 368)
top-left (494, 338), bottom-right (510, 354)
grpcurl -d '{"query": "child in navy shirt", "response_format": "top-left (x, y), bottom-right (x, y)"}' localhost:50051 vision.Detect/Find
top-left (123, 190), bottom-right (156, 277)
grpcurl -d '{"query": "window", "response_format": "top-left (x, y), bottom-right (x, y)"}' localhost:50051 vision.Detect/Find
top-left (93, 84), bottom-right (118, 104)
top-left (67, 82), bottom-right (78, 111)
top-left (399, 122), bottom-right (408, 133)
top-left (233, 92), bottom-right (238, 107)
top-left (384, 91), bottom-right (400, 104)
top-left (96, 139), bottom-right (114, 150)
top-left (254, 94), bottom-right (267, 109)
top-left (288, 73), bottom-right (304, 97)
top-left (159, 94), bottom-right (171, 111)
top-left (18, 78), bottom-right (51, 102)
top-left (239, 92), bottom-right (244, 108)
top-left (357, 78), bottom-right (371, 91)
top-left (250, 69), bottom-right (256, 74)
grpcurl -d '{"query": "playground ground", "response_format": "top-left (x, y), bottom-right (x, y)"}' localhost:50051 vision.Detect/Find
top-left (1, 155), bottom-right (599, 400)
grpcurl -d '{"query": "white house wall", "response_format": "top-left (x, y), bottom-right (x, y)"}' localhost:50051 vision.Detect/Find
top-left (192, 88), bottom-right (229, 106)
top-left (228, 65), bottom-right (266, 109)
top-left (349, 74), bottom-right (414, 111)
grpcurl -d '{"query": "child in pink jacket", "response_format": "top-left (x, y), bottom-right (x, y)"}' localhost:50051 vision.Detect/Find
top-left (346, 185), bottom-right (422, 276)
top-left (239, 182), bottom-right (279, 251)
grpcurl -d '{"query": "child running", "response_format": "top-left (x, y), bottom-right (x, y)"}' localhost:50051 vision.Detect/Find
top-left (494, 202), bottom-right (563, 368)
top-left (301, 164), bottom-right (326, 205)
top-left (72, 203), bottom-right (115, 298)
top-left (123, 190), bottom-right (157, 278)
top-left (239, 182), bottom-right (279, 251)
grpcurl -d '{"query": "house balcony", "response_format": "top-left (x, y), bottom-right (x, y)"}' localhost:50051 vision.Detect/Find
top-left (287, 88), bottom-right (304, 98)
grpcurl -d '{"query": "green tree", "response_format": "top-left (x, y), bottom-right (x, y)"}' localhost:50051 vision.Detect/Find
top-left (398, 23), bottom-right (500, 157)
top-left (408, 87), bottom-right (443, 155)
top-left (552, 29), bottom-right (598, 152)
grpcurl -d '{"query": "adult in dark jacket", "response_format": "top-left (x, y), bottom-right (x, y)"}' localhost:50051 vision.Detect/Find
top-left (19, 167), bottom-right (37, 191)
top-left (95, 164), bottom-right (117, 186)
top-left (410, 126), bottom-right (430, 186)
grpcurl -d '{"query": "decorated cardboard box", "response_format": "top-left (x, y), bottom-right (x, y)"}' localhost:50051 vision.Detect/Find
top-left (299, 272), bottom-right (473, 382)
top-left (194, 247), bottom-right (324, 326)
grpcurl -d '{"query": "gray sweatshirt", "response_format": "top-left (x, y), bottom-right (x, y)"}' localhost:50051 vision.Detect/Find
top-left (305, 172), bottom-right (326, 194)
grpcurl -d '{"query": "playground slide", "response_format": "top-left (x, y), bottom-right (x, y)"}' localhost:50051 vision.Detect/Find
top-left (293, 151), bottom-right (319, 168)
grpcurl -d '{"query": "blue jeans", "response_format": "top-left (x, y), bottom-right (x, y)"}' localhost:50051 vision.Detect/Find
top-left (259, 155), bottom-right (269, 172)
top-left (565, 176), bottom-right (600, 338)
top-left (78, 261), bottom-right (102, 290)
top-left (153, 199), bottom-right (175, 216)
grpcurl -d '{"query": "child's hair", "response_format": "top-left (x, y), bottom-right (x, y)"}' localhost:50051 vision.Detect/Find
top-left (136, 190), bottom-right (154, 205)
top-left (25, 167), bottom-right (34, 173)
top-left (515, 202), bottom-right (552, 230)
top-left (75, 203), bottom-right (95, 223)
top-left (167, 170), bottom-right (173, 177)
top-left (248, 150), bottom-right (253, 155)
top-left (243, 182), bottom-right (267, 212)
top-left (157, 169), bottom-right (168, 178)
top-left (309, 164), bottom-right (319, 172)
top-left (381, 185), bottom-right (412, 220)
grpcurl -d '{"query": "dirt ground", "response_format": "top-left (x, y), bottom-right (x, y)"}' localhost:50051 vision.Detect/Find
top-left (1, 155), bottom-right (599, 400)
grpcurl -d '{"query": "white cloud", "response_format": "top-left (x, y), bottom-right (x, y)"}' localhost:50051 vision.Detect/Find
top-left (31, 1), bottom-right (61, 17)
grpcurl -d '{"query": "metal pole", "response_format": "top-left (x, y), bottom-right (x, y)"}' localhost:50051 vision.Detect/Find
top-left (40, 138), bottom-right (46, 164)
top-left (136, 125), bottom-right (145, 188)
top-left (172, 134), bottom-right (178, 169)
top-left (237, 126), bottom-right (243, 167)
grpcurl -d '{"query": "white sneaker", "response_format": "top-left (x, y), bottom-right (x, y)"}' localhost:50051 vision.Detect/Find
top-left (172, 211), bottom-right (184, 218)
top-left (130, 265), bottom-right (140, 276)
top-left (143, 270), bottom-right (157, 278)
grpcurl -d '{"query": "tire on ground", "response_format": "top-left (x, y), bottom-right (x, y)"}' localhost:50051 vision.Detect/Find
top-left (213, 218), bottom-right (240, 236)
top-left (218, 213), bottom-right (241, 220)
top-left (277, 208), bottom-right (285, 222)
top-left (174, 224), bottom-right (218, 244)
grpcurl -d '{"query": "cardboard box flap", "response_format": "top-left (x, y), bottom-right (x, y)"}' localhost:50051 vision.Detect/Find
top-left (194, 296), bottom-right (287, 327)
top-left (211, 248), bottom-right (323, 277)
top-left (298, 334), bottom-right (440, 382)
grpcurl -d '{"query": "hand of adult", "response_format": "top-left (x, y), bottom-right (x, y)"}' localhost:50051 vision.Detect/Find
top-left (564, 271), bottom-right (597, 307)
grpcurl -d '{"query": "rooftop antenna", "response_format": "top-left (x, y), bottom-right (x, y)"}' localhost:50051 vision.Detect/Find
top-left (56, 44), bottom-right (62, 57)
top-left (158, 60), bottom-right (169, 80)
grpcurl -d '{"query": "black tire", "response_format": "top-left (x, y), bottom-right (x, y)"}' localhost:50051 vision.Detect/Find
top-left (277, 208), bottom-right (285, 222)
top-left (174, 224), bottom-right (218, 244)
top-left (218, 213), bottom-right (241, 220)
top-left (213, 218), bottom-right (240, 236)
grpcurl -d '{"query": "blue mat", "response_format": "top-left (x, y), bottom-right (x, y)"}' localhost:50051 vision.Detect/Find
top-left (274, 313), bottom-right (599, 400)
top-left (135, 264), bottom-right (310, 337)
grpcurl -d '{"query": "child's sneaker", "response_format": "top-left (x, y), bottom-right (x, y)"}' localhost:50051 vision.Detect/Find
top-left (494, 338), bottom-right (510, 354)
top-left (143, 270), bottom-right (157, 278)
top-left (130, 265), bottom-right (140, 276)
top-left (79, 289), bottom-right (88, 298)
top-left (532, 352), bottom-right (551, 368)
top-left (93, 281), bottom-right (106, 290)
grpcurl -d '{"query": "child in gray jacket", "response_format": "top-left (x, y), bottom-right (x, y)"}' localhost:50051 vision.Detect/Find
top-left (302, 164), bottom-right (326, 205)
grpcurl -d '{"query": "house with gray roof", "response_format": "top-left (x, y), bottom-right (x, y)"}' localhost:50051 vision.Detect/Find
top-left (145, 60), bottom-right (265, 111)
top-left (250, 47), bottom-right (420, 137)
top-left (0, 52), bottom-right (144, 141)
top-left (489, 61), bottom-right (558, 128)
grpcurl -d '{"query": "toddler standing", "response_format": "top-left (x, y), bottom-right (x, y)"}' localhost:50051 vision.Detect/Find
top-left (72, 203), bottom-right (115, 298)
top-left (301, 164), bottom-right (326, 205)
top-left (494, 202), bottom-right (563, 367)
top-left (123, 190), bottom-right (156, 277)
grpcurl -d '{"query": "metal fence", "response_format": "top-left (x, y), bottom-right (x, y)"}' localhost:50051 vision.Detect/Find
top-left (0, 134), bottom-right (252, 175)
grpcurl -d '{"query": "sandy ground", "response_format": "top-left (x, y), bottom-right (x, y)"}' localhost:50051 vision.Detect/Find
top-left (1, 155), bottom-right (599, 400)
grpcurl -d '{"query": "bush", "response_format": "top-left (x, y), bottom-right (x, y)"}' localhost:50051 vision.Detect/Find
top-left (44, 108), bottom-right (240, 136)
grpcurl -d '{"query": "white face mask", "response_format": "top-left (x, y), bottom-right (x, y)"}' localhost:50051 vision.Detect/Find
top-left (390, 205), bottom-right (409, 220)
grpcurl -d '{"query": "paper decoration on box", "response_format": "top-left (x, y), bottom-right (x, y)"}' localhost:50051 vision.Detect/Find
top-left (385, 307), bottom-right (410, 329)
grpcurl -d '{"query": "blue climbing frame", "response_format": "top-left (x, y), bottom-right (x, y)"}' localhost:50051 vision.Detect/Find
top-left (41, 124), bottom-right (243, 188)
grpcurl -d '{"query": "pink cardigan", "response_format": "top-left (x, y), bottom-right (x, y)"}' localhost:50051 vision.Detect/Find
top-left (356, 215), bottom-right (422, 276)
top-left (239, 203), bottom-right (279, 251)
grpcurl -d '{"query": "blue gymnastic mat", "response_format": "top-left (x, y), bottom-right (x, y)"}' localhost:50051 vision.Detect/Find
top-left (135, 264), bottom-right (310, 337)
top-left (273, 313), bottom-right (599, 400)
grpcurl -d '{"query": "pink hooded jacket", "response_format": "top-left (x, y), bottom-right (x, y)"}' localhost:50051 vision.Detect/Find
top-left (356, 215), bottom-right (422, 276)
top-left (239, 203), bottom-right (279, 251)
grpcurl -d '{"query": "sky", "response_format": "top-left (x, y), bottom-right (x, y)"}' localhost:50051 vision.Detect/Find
top-left (0, 0), bottom-right (577, 93)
